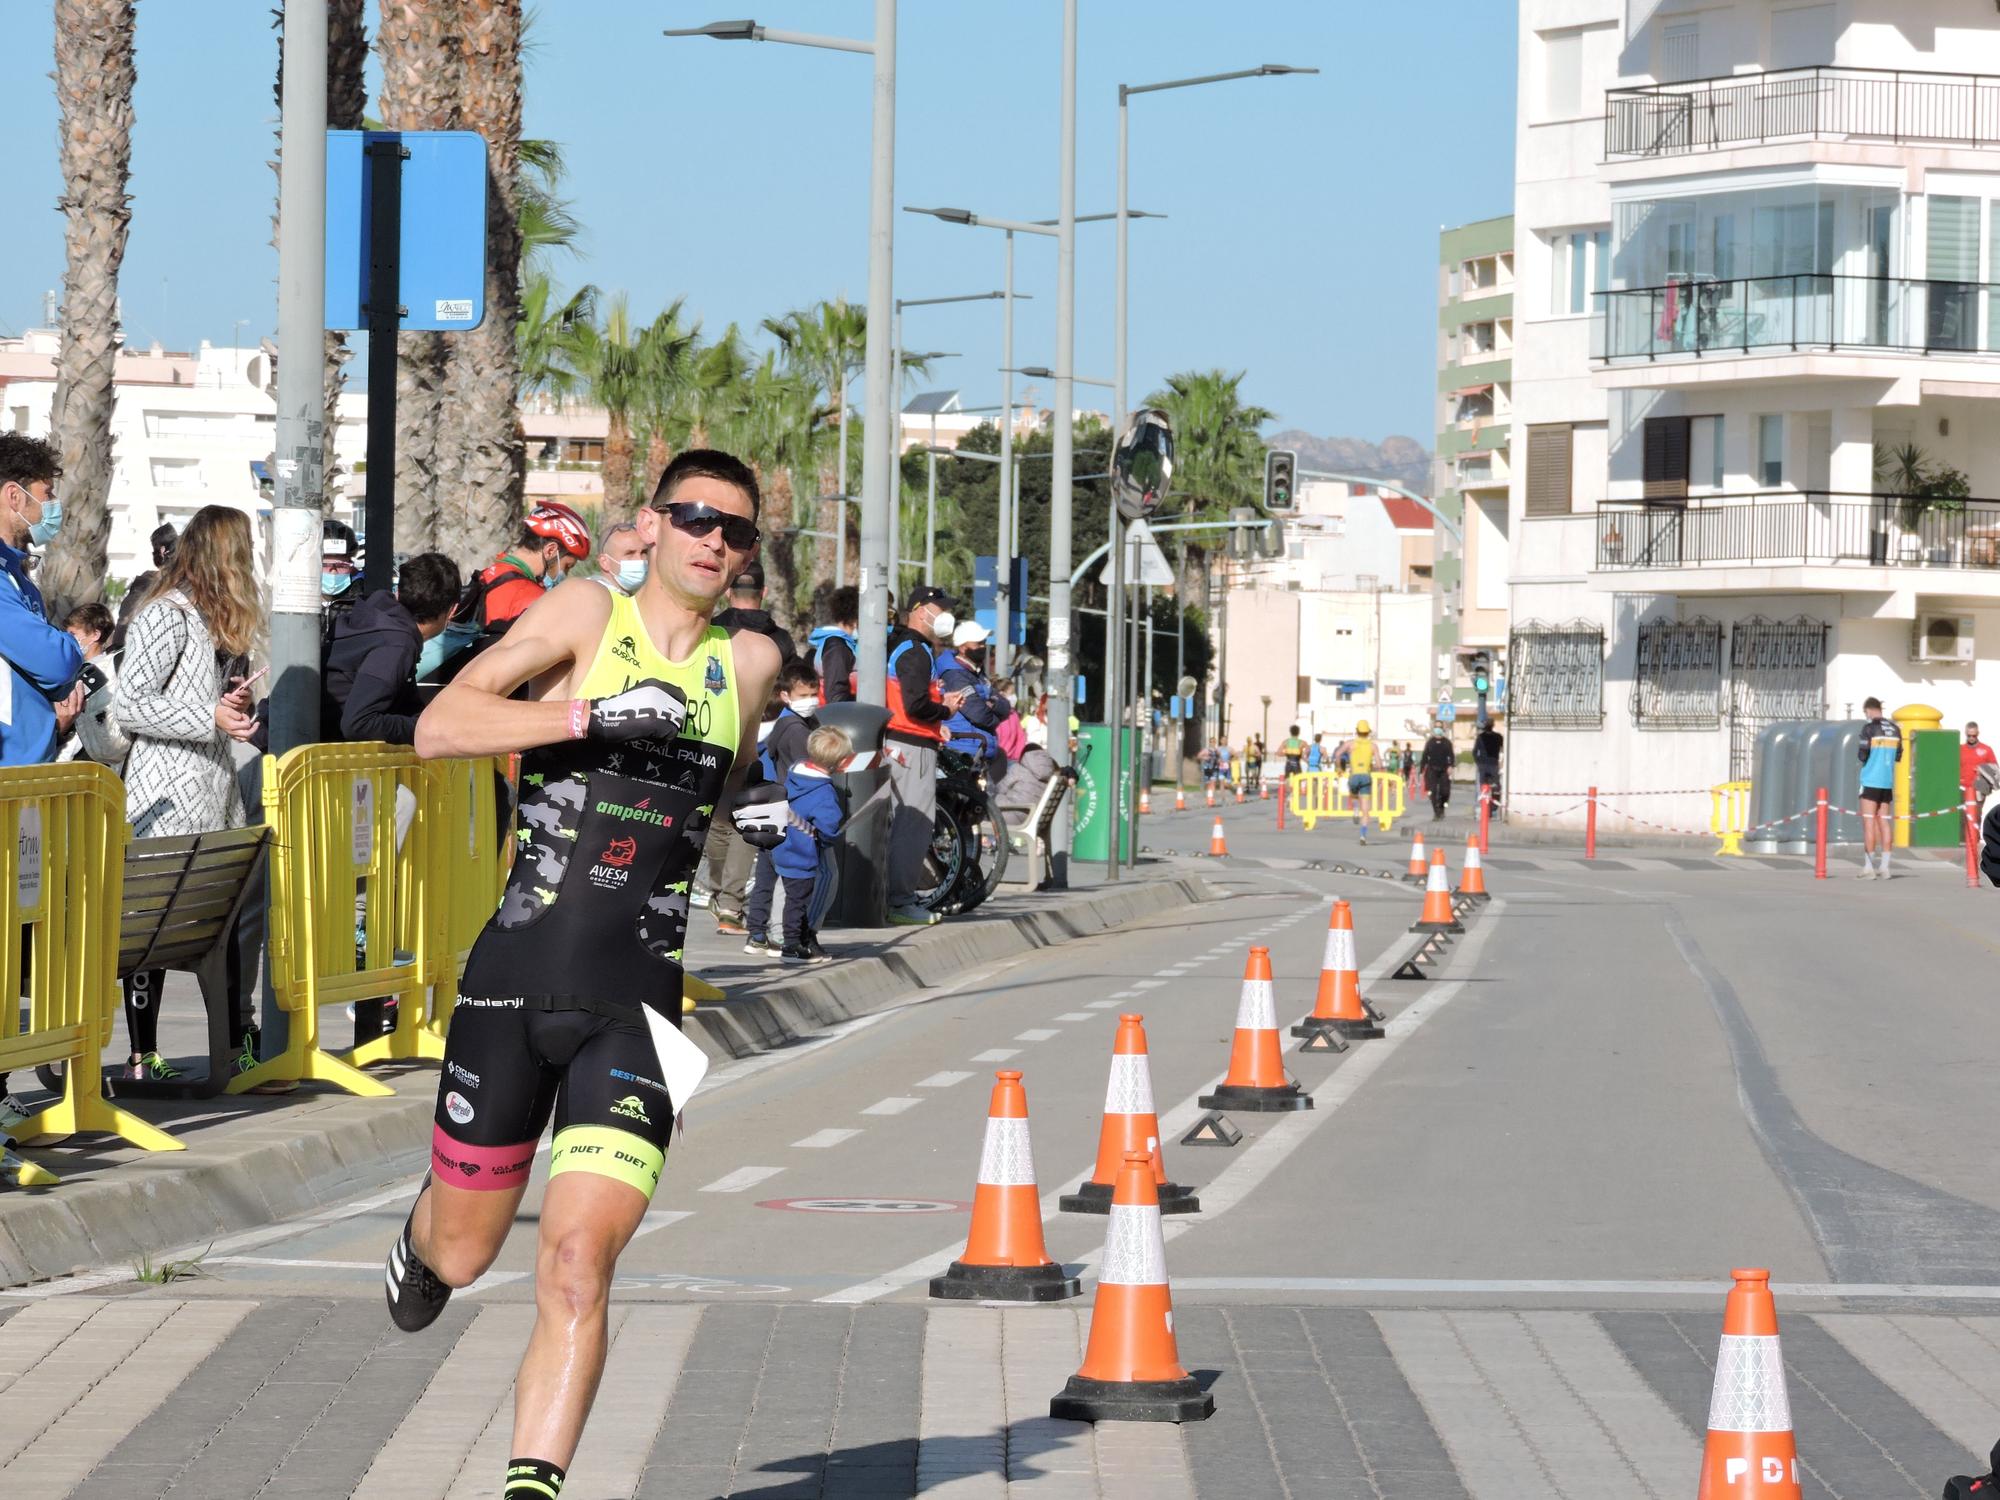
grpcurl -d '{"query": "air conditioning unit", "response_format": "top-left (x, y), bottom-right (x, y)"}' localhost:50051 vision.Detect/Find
top-left (1912, 613), bottom-right (1975, 664)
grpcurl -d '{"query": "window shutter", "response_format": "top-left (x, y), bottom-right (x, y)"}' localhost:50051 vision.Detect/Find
top-left (1643, 416), bottom-right (1690, 500)
top-left (1525, 424), bottom-right (1574, 516)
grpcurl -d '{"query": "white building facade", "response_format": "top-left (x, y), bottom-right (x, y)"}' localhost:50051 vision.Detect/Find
top-left (1508, 0), bottom-right (2000, 831)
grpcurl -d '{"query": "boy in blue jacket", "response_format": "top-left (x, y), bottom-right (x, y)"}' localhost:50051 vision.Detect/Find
top-left (744, 660), bottom-right (822, 955)
top-left (775, 723), bottom-right (853, 964)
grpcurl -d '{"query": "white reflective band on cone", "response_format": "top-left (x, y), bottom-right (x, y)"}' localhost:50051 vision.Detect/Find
top-left (1427, 865), bottom-right (1449, 892)
top-left (1707, 1335), bottom-right (1792, 1433)
top-left (976, 1116), bottom-right (1036, 1187)
top-left (1100, 1203), bottom-right (1169, 1286)
top-left (1103, 1053), bottom-right (1156, 1116)
top-left (1322, 927), bottom-right (1357, 970)
top-left (1235, 977), bottom-right (1278, 1030)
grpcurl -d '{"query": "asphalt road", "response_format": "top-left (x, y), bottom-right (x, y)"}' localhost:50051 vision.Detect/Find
top-left (8, 795), bottom-right (2000, 1497)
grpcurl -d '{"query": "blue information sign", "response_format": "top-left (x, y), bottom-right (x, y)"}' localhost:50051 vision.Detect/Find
top-left (325, 130), bottom-right (489, 332)
top-left (971, 555), bottom-right (1030, 645)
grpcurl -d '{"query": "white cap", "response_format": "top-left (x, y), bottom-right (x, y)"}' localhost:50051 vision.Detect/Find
top-left (953, 621), bottom-right (993, 647)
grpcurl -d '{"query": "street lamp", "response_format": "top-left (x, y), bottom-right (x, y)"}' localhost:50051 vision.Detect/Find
top-left (1101, 59), bottom-right (1316, 878)
top-left (665, 4), bottom-right (896, 925)
top-left (904, 206), bottom-right (1156, 690)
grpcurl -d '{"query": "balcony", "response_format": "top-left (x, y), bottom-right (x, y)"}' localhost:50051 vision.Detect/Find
top-left (1595, 274), bottom-right (2000, 364)
top-left (1605, 66), bottom-right (2000, 161)
top-left (1593, 493), bottom-right (2000, 575)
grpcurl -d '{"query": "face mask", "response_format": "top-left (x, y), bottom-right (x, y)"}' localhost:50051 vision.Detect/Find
top-left (27, 497), bottom-right (61, 547)
top-left (322, 572), bottom-right (352, 598)
top-left (616, 558), bottom-right (649, 593)
top-left (931, 610), bottom-right (957, 638)
top-left (789, 696), bottom-right (818, 715)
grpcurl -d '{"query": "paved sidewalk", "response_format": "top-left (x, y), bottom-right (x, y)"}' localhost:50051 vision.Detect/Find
top-left (2, 1294), bottom-right (1991, 1497)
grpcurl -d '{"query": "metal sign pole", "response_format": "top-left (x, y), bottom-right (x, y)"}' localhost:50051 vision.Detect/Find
top-left (362, 137), bottom-right (405, 596)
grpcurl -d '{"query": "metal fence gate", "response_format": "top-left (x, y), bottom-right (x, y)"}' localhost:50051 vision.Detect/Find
top-left (1727, 616), bottom-right (1828, 779)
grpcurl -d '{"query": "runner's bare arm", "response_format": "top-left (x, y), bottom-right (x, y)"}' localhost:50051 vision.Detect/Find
top-left (414, 580), bottom-right (613, 759)
top-left (714, 630), bottom-right (783, 807)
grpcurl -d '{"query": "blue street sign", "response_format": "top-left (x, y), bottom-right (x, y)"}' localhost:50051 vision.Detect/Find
top-left (971, 555), bottom-right (1030, 645)
top-left (325, 130), bottom-right (489, 332)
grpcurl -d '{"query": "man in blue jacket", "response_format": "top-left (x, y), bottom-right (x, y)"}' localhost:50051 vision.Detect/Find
top-left (935, 620), bottom-right (1011, 775)
top-left (0, 435), bottom-right (83, 769)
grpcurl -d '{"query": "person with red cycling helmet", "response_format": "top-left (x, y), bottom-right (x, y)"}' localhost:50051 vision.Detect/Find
top-left (474, 503), bottom-right (592, 631)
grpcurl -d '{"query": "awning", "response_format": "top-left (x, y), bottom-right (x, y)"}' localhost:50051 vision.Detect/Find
top-left (1450, 383), bottom-right (1494, 399)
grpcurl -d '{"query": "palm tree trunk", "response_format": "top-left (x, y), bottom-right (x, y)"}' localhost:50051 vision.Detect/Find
top-left (377, 0), bottom-right (462, 555)
top-left (766, 466), bottom-right (802, 636)
top-left (42, 0), bottom-right (137, 619)
top-left (642, 428), bottom-right (670, 506)
top-left (439, 0), bottom-right (525, 571)
top-left (603, 409), bottom-right (634, 517)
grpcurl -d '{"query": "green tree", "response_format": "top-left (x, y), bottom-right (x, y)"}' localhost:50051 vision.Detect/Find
top-left (1143, 367), bottom-right (1276, 617)
top-left (764, 299), bottom-right (867, 589)
top-left (575, 294), bottom-right (648, 513)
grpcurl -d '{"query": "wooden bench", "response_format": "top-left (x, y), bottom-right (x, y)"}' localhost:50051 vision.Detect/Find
top-left (1000, 773), bottom-right (1072, 891)
top-left (112, 826), bottom-right (271, 1100)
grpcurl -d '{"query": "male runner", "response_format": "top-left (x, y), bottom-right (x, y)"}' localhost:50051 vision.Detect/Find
top-left (388, 450), bottom-right (782, 1500)
top-left (1857, 695), bottom-right (1901, 880)
top-left (1347, 719), bottom-right (1378, 844)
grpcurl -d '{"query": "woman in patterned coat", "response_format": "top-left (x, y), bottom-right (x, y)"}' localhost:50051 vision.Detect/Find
top-left (112, 505), bottom-right (263, 1081)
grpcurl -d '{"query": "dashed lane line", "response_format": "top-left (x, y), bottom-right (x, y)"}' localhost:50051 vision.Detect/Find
top-left (915, 1071), bottom-right (973, 1088)
top-left (793, 1128), bottom-right (863, 1149)
top-left (1013, 1028), bottom-right (1061, 1042)
top-left (970, 1048), bottom-right (1020, 1063)
top-left (700, 1166), bottom-right (784, 1194)
top-left (1084, 1000), bottom-right (1122, 1009)
top-left (861, 1097), bottom-right (922, 1116)
top-left (1052, 1012), bottom-right (1096, 1023)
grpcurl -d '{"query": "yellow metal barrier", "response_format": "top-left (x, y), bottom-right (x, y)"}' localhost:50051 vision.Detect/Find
top-left (1711, 780), bottom-right (1751, 856)
top-left (0, 763), bottom-right (180, 1152)
top-left (1287, 770), bottom-right (1405, 833)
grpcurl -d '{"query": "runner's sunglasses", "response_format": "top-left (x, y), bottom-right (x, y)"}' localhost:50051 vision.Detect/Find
top-left (654, 500), bottom-right (760, 552)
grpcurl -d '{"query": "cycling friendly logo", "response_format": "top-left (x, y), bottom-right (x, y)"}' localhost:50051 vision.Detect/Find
top-left (610, 1094), bottom-right (651, 1124)
top-left (445, 1091), bottom-right (475, 1126)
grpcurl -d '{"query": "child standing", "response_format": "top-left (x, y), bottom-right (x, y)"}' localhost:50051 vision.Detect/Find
top-left (745, 660), bottom-right (822, 956)
top-left (776, 724), bottom-right (853, 964)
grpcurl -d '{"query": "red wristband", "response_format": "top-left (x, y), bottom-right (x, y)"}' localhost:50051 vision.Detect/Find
top-left (567, 698), bottom-right (588, 741)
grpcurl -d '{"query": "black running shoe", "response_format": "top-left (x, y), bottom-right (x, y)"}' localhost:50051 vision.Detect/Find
top-left (385, 1191), bottom-right (452, 1333)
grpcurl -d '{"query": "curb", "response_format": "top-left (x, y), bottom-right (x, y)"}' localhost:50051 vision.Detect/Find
top-left (0, 865), bottom-right (1215, 1290)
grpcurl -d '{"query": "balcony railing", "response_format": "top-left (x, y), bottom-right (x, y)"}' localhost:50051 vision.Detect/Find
top-left (1594, 274), bottom-right (2000, 362)
top-left (1594, 494), bottom-right (2000, 571)
top-left (1605, 66), bottom-right (2000, 160)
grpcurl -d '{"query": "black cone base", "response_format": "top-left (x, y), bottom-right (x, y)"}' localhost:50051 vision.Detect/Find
top-left (1061, 1179), bottom-right (1201, 1215)
top-left (1391, 957), bottom-right (1428, 980)
top-left (1289, 1015), bottom-right (1359, 1042)
top-left (1180, 1110), bottom-right (1243, 1147)
top-left (1051, 1373), bottom-right (1214, 1424)
top-left (1410, 918), bottom-right (1464, 934)
top-left (1198, 1081), bottom-right (1313, 1112)
top-left (929, 1260), bottom-right (1082, 1302)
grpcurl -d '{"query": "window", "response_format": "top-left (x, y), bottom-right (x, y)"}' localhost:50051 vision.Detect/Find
top-left (1643, 416), bottom-right (1691, 501)
top-left (1633, 617), bottom-right (1724, 729)
top-left (1690, 415), bottom-right (1724, 490)
top-left (1542, 29), bottom-right (1583, 119)
top-left (1507, 620), bottom-right (1605, 728)
top-left (1550, 228), bottom-right (1609, 316)
top-left (1758, 415), bottom-right (1785, 486)
top-left (564, 437), bottom-right (606, 463)
top-left (1525, 424), bottom-right (1575, 516)
top-left (1662, 21), bottom-right (1700, 84)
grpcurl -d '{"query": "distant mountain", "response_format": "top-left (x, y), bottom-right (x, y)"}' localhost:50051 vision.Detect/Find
top-left (1266, 432), bottom-right (1431, 495)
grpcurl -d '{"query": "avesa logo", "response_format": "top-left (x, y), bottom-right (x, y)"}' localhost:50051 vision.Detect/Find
top-left (600, 835), bottom-right (638, 868)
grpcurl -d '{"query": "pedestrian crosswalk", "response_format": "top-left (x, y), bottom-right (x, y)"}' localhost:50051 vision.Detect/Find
top-left (3, 1294), bottom-right (1996, 1497)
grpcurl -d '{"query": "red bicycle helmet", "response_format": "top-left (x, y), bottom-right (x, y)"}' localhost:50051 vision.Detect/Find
top-left (525, 501), bottom-right (591, 561)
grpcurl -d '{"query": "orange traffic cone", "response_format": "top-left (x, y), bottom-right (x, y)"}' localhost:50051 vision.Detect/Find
top-left (1457, 836), bottom-right (1489, 903)
top-left (1259, 779), bottom-right (1268, 801)
top-left (1204, 783), bottom-right (1215, 808)
top-left (1138, 785), bottom-right (1152, 816)
top-left (1207, 816), bottom-right (1228, 858)
top-left (1405, 830), bottom-right (1428, 883)
top-left (1698, 1268), bottom-right (1801, 1499)
top-left (1293, 899), bottom-right (1382, 1044)
top-left (931, 1071), bottom-right (1081, 1302)
top-left (1049, 1150), bottom-right (1214, 1424)
top-left (1062, 1015), bottom-right (1199, 1215)
top-left (1175, 786), bottom-right (1186, 813)
top-left (1234, 782), bottom-right (1245, 805)
top-left (1198, 947), bottom-right (1312, 1113)
top-left (1411, 847), bottom-right (1464, 934)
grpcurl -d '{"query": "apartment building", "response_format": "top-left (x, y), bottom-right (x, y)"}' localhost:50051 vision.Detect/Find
top-left (1434, 215), bottom-right (1516, 735)
top-left (1509, 0), bottom-right (2000, 831)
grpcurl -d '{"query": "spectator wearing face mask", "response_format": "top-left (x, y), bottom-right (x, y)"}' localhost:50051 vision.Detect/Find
top-left (321, 553), bottom-right (464, 745)
top-left (471, 502), bottom-right (592, 631)
top-left (884, 586), bottom-right (970, 925)
top-left (742, 658), bottom-right (823, 958)
top-left (593, 521), bottom-right (648, 595)
top-left (935, 620), bottom-right (1011, 777)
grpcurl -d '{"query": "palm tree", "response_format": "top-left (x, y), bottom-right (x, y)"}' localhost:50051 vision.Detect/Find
top-left (765, 298), bottom-right (866, 586)
top-left (377, 0), bottom-right (462, 553)
top-left (577, 295), bottom-right (647, 514)
top-left (440, 0), bottom-right (526, 569)
top-left (635, 302), bottom-right (701, 500)
top-left (517, 276), bottom-right (597, 404)
top-left (42, 0), bottom-right (137, 617)
top-left (1143, 368), bottom-right (1276, 612)
top-left (720, 352), bottom-right (822, 629)
top-left (668, 326), bottom-right (752, 453)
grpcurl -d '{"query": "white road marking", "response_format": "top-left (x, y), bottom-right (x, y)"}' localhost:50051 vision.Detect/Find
top-left (1052, 1012), bottom-right (1096, 1022)
top-left (915, 1071), bottom-right (974, 1088)
top-left (210, 1257), bottom-right (379, 1271)
top-left (1013, 1029), bottom-right (1061, 1042)
top-left (700, 1166), bottom-right (784, 1193)
top-left (970, 1048), bottom-right (1019, 1063)
top-left (1084, 1000), bottom-right (1122, 1009)
top-left (861, 1097), bottom-right (922, 1116)
top-left (821, 898), bottom-right (1507, 1305)
top-left (1132, 980), bottom-right (1167, 990)
top-left (793, 1128), bottom-right (863, 1149)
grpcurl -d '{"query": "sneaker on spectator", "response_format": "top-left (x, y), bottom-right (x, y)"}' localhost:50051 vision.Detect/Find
top-left (230, 1025), bottom-right (262, 1078)
top-left (128, 1052), bottom-right (184, 1083)
top-left (801, 931), bottom-right (832, 963)
top-left (744, 932), bottom-right (782, 957)
top-left (779, 943), bottom-right (813, 966)
top-left (689, 886), bottom-right (713, 910)
top-left (0, 1094), bottom-right (32, 1133)
top-left (887, 904), bottom-right (938, 927)
top-left (715, 916), bottom-right (748, 936)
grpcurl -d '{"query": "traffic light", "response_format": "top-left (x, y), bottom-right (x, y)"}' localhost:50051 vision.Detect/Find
top-left (1258, 515), bottom-right (1286, 559)
top-left (1469, 652), bottom-right (1492, 696)
top-left (1227, 506), bottom-right (1260, 559)
top-left (1263, 448), bottom-right (1298, 513)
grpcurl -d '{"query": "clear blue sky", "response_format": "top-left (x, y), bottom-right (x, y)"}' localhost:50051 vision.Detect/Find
top-left (0, 1), bottom-right (1515, 445)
